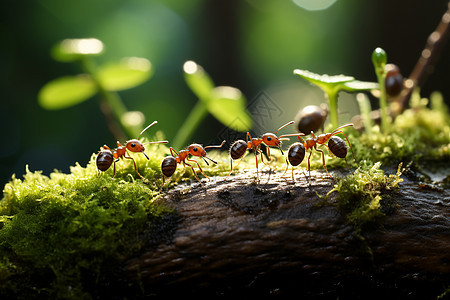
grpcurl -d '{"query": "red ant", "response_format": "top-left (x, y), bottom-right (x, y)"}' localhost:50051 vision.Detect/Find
top-left (96, 121), bottom-right (168, 179)
top-left (227, 121), bottom-right (304, 180)
top-left (160, 140), bottom-right (226, 192)
top-left (283, 123), bottom-right (357, 182)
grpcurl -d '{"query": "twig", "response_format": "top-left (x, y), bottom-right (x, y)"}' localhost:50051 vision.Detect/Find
top-left (396, 2), bottom-right (450, 114)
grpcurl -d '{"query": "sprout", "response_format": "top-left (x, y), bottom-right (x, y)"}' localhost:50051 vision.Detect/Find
top-left (294, 69), bottom-right (378, 129)
top-left (38, 38), bottom-right (153, 140)
top-left (172, 60), bottom-right (252, 149)
top-left (372, 47), bottom-right (390, 132)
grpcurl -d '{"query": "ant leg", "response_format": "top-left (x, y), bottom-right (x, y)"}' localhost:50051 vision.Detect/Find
top-left (307, 150), bottom-right (313, 185)
top-left (266, 146), bottom-right (271, 162)
top-left (112, 160), bottom-right (117, 177)
top-left (183, 161), bottom-right (206, 188)
top-left (282, 158), bottom-right (289, 177)
top-left (124, 154), bottom-right (144, 179)
top-left (227, 158), bottom-right (243, 179)
top-left (344, 158), bottom-right (353, 174)
top-left (246, 132), bottom-right (252, 143)
top-left (227, 158), bottom-right (234, 179)
top-left (315, 148), bottom-right (332, 179)
top-left (254, 149), bottom-right (260, 181)
top-left (292, 167), bottom-right (295, 182)
top-left (169, 147), bottom-right (179, 157)
top-left (187, 157), bottom-right (209, 180)
top-left (159, 176), bottom-right (165, 194)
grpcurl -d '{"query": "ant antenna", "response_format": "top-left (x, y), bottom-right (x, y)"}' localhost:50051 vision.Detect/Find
top-left (138, 121), bottom-right (158, 139)
top-left (204, 140), bottom-right (226, 150)
top-left (144, 141), bottom-right (169, 145)
top-left (202, 156), bottom-right (218, 166)
top-left (331, 123), bottom-right (354, 135)
top-left (275, 121), bottom-right (295, 135)
top-left (202, 140), bottom-right (225, 165)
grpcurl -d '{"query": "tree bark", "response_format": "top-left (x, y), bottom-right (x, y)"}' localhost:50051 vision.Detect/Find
top-left (124, 169), bottom-right (450, 299)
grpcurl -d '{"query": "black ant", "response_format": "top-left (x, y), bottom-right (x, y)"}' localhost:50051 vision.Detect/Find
top-left (283, 123), bottom-right (357, 182)
top-left (96, 121), bottom-right (168, 179)
top-left (227, 121), bottom-right (304, 179)
top-left (160, 140), bottom-right (226, 192)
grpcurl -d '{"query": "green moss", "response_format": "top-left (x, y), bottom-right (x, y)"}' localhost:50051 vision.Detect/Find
top-left (327, 161), bottom-right (403, 231)
top-left (0, 145), bottom-right (176, 299)
top-left (350, 91), bottom-right (450, 165)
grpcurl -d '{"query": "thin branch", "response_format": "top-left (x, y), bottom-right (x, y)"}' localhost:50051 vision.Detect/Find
top-left (396, 2), bottom-right (450, 114)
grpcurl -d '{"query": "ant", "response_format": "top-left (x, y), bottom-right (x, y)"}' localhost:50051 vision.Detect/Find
top-left (96, 121), bottom-right (168, 179)
top-left (283, 123), bottom-right (357, 182)
top-left (160, 140), bottom-right (226, 192)
top-left (227, 121), bottom-right (304, 180)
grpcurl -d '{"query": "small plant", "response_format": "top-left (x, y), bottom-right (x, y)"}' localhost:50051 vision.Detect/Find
top-left (38, 38), bottom-right (153, 140)
top-left (172, 60), bottom-right (253, 149)
top-left (293, 69), bottom-right (378, 129)
top-left (372, 47), bottom-right (390, 133)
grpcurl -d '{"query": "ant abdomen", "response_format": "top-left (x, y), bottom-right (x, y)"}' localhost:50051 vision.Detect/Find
top-left (287, 142), bottom-right (306, 166)
top-left (96, 148), bottom-right (114, 172)
top-left (161, 156), bottom-right (177, 177)
top-left (230, 140), bottom-right (247, 160)
top-left (328, 136), bottom-right (347, 158)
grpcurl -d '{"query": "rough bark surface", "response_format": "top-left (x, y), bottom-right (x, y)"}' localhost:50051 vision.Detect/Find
top-left (124, 169), bottom-right (450, 299)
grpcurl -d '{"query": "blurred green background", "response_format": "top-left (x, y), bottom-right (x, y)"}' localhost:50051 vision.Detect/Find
top-left (1, 0), bottom-right (449, 187)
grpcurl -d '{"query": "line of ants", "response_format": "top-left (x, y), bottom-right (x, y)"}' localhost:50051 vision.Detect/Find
top-left (96, 120), bottom-right (358, 193)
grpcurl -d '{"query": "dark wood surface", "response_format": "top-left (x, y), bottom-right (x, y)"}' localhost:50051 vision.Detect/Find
top-left (124, 169), bottom-right (450, 299)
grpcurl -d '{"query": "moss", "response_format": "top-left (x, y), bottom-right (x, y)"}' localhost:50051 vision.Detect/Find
top-left (327, 161), bottom-right (403, 231)
top-left (349, 91), bottom-right (450, 166)
top-left (0, 144), bottom-right (176, 299)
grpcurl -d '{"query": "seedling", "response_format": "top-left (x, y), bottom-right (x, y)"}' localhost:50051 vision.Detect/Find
top-left (38, 38), bottom-right (153, 140)
top-left (172, 60), bottom-right (253, 149)
top-left (293, 69), bottom-right (378, 130)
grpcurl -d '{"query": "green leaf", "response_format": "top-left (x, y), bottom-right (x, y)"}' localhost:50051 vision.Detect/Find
top-left (51, 38), bottom-right (104, 62)
top-left (342, 81), bottom-right (379, 92)
top-left (96, 57), bottom-right (153, 91)
top-left (207, 86), bottom-right (252, 132)
top-left (38, 75), bottom-right (98, 110)
top-left (183, 60), bottom-right (215, 102)
top-left (294, 69), bottom-right (354, 85)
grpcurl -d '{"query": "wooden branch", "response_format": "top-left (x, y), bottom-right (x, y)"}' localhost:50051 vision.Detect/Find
top-left (396, 2), bottom-right (450, 114)
top-left (123, 170), bottom-right (450, 298)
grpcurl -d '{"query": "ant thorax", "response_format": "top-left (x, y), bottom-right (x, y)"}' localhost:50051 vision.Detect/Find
top-left (305, 138), bottom-right (316, 149)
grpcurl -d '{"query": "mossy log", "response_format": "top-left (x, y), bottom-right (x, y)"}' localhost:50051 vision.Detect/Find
top-left (124, 170), bottom-right (450, 299)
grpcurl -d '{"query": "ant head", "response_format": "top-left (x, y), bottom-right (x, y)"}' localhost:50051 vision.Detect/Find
top-left (188, 144), bottom-right (207, 157)
top-left (262, 133), bottom-right (281, 147)
top-left (126, 139), bottom-right (149, 159)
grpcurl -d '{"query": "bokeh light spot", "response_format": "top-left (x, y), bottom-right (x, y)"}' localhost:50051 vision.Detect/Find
top-left (183, 60), bottom-right (198, 74)
top-left (292, 0), bottom-right (337, 11)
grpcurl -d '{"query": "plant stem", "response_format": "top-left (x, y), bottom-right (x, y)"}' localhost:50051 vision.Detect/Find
top-left (98, 88), bottom-right (140, 140)
top-left (327, 90), bottom-right (339, 129)
top-left (375, 71), bottom-right (389, 133)
top-left (172, 100), bottom-right (209, 150)
top-left (356, 93), bottom-right (373, 135)
top-left (81, 57), bottom-right (139, 140)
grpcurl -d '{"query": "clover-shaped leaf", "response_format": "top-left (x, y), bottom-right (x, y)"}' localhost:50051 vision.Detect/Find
top-left (207, 86), bottom-right (252, 132)
top-left (96, 57), bottom-right (153, 91)
top-left (38, 75), bottom-right (97, 110)
top-left (51, 38), bottom-right (104, 62)
top-left (183, 60), bottom-right (215, 102)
